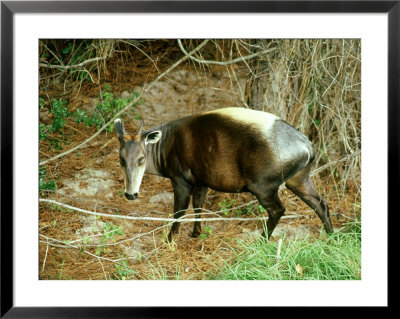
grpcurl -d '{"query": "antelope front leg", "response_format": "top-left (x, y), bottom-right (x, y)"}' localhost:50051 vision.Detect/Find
top-left (167, 179), bottom-right (192, 242)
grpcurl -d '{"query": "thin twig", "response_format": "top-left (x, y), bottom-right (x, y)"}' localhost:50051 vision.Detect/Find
top-left (41, 240), bottom-right (49, 272)
top-left (276, 238), bottom-right (283, 263)
top-left (39, 57), bottom-right (106, 70)
top-left (64, 124), bottom-right (88, 137)
top-left (97, 258), bottom-right (108, 280)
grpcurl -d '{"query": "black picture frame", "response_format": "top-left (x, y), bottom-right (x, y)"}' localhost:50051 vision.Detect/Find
top-left (1, 1), bottom-right (395, 317)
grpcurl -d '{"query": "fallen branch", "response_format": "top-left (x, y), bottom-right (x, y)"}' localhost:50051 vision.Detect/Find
top-left (39, 198), bottom-right (304, 223)
top-left (39, 56), bottom-right (106, 70)
top-left (39, 39), bottom-right (209, 166)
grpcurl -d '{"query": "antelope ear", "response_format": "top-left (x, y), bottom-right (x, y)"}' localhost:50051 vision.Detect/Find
top-left (145, 130), bottom-right (162, 145)
top-left (114, 119), bottom-right (126, 143)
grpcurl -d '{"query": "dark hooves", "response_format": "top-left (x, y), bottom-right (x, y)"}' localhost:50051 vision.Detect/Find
top-left (168, 231), bottom-right (201, 241)
top-left (190, 232), bottom-right (200, 238)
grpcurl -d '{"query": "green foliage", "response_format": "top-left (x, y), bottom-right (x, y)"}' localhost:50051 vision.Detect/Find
top-left (234, 203), bottom-right (266, 216)
top-left (39, 97), bottom-right (46, 109)
top-left (40, 87), bottom-right (140, 151)
top-left (48, 98), bottom-right (70, 133)
top-left (103, 222), bottom-right (124, 239)
top-left (61, 42), bottom-right (73, 55)
top-left (95, 86), bottom-right (139, 132)
top-left (74, 86), bottom-right (140, 132)
top-left (39, 98), bottom-right (70, 150)
top-left (257, 205), bottom-right (266, 214)
top-left (48, 202), bottom-right (72, 213)
top-left (218, 198), bottom-right (236, 216)
top-left (218, 198), bottom-right (265, 216)
top-left (39, 167), bottom-right (56, 195)
top-left (200, 226), bottom-right (213, 240)
top-left (73, 108), bottom-right (94, 127)
top-left (39, 123), bottom-right (48, 140)
top-left (113, 257), bottom-right (136, 280)
top-left (95, 222), bottom-right (124, 256)
top-left (209, 219), bottom-right (361, 280)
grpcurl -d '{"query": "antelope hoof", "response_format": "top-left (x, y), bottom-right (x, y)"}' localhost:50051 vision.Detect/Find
top-left (191, 231), bottom-right (200, 238)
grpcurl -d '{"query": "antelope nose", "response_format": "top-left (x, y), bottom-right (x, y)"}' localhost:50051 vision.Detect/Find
top-left (125, 192), bottom-right (138, 200)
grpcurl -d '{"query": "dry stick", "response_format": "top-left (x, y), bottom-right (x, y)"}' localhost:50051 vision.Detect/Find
top-left (39, 198), bottom-right (302, 223)
top-left (97, 258), bottom-right (108, 280)
top-left (64, 124), bottom-right (88, 137)
top-left (276, 238), bottom-right (283, 263)
top-left (177, 39), bottom-right (275, 66)
top-left (39, 150), bottom-right (51, 159)
top-left (39, 56), bottom-right (107, 70)
top-left (41, 240), bottom-right (50, 272)
top-left (39, 39), bottom-right (209, 166)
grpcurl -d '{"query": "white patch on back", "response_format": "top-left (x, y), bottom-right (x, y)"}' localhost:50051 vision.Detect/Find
top-left (207, 107), bottom-right (278, 139)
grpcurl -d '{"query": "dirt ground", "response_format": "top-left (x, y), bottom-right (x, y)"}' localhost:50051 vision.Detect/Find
top-left (39, 53), bottom-right (359, 280)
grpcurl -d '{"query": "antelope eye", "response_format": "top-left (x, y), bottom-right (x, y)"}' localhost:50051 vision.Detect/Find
top-left (138, 156), bottom-right (145, 165)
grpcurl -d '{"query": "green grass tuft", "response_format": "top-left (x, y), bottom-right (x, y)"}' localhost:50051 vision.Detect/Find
top-left (208, 219), bottom-right (361, 280)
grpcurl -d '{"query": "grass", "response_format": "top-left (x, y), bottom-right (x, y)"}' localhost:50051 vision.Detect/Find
top-left (208, 218), bottom-right (361, 280)
top-left (119, 218), bottom-right (361, 281)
